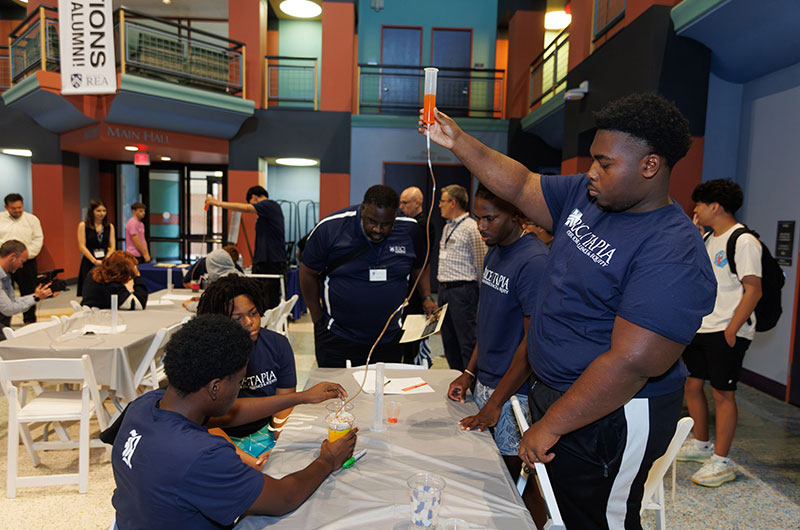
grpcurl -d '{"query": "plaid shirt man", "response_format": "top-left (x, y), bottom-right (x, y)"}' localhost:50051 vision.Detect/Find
top-left (437, 213), bottom-right (486, 282)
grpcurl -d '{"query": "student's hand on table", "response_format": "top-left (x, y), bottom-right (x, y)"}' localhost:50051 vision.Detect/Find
top-left (447, 373), bottom-right (472, 403)
top-left (319, 427), bottom-right (358, 471)
top-left (302, 382), bottom-right (347, 404)
top-left (459, 404), bottom-right (501, 432)
top-left (519, 419), bottom-right (559, 468)
top-left (417, 108), bottom-right (461, 149)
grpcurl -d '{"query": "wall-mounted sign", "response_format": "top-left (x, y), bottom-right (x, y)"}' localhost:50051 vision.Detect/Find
top-left (776, 220), bottom-right (795, 267)
top-left (58, 0), bottom-right (117, 95)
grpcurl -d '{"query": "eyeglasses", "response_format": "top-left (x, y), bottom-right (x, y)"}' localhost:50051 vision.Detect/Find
top-left (438, 198), bottom-right (453, 205)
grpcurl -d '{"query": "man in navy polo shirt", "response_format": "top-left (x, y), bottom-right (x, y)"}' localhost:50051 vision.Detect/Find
top-left (110, 314), bottom-right (358, 529)
top-left (300, 185), bottom-right (437, 368)
top-left (447, 184), bottom-right (547, 516)
top-left (422, 93), bottom-right (716, 529)
top-left (206, 186), bottom-right (287, 308)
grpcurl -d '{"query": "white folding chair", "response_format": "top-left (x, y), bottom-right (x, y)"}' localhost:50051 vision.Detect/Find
top-left (261, 307), bottom-right (279, 329)
top-left (2, 319), bottom-right (60, 340)
top-left (0, 354), bottom-right (110, 497)
top-left (509, 395), bottom-right (566, 530)
top-left (640, 417), bottom-right (694, 530)
top-left (345, 359), bottom-right (429, 370)
top-left (151, 317), bottom-right (191, 388)
top-left (268, 294), bottom-right (299, 337)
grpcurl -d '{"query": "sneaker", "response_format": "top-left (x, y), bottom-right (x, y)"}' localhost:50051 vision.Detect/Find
top-left (691, 457), bottom-right (736, 487)
top-left (676, 439), bottom-right (713, 462)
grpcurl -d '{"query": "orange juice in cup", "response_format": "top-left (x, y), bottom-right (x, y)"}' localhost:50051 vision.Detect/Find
top-left (326, 411), bottom-right (354, 442)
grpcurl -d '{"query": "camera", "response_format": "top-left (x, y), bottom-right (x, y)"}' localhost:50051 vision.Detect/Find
top-left (37, 269), bottom-right (68, 293)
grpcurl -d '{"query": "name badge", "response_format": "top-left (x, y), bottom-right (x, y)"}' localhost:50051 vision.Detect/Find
top-left (439, 250), bottom-right (448, 261)
top-left (93, 249), bottom-right (106, 259)
top-left (370, 268), bottom-right (387, 282)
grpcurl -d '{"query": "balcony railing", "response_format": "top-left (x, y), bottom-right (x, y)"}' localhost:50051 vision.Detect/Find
top-left (358, 64), bottom-right (505, 118)
top-left (9, 6), bottom-right (60, 85)
top-left (0, 47), bottom-right (10, 92)
top-left (529, 27), bottom-right (569, 110)
top-left (265, 55), bottom-right (318, 109)
top-left (6, 6), bottom-right (245, 97)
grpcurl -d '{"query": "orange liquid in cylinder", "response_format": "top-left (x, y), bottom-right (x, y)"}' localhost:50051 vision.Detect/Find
top-left (423, 94), bottom-right (436, 124)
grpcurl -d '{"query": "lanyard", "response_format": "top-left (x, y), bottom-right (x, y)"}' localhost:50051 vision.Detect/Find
top-left (443, 216), bottom-right (467, 249)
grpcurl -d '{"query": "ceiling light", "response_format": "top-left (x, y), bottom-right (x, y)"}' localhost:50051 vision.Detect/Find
top-left (162, 0), bottom-right (172, 4)
top-left (275, 157), bottom-right (318, 167)
top-left (124, 145), bottom-right (139, 152)
top-left (544, 10), bottom-right (572, 30)
top-left (1, 148), bottom-right (32, 157)
top-left (279, 0), bottom-right (322, 18)
top-left (213, 171), bottom-right (224, 177)
top-left (160, 156), bottom-right (171, 161)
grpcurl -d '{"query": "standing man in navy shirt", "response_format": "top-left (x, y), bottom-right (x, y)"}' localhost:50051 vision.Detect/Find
top-left (300, 185), bottom-right (437, 368)
top-left (422, 93), bottom-right (716, 529)
top-left (206, 186), bottom-right (287, 308)
top-left (447, 184), bottom-right (548, 517)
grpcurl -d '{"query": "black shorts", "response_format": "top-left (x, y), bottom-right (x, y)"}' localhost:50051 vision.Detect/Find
top-left (313, 318), bottom-right (402, 368)
top-left (682, 331), bottom-right (751, 391)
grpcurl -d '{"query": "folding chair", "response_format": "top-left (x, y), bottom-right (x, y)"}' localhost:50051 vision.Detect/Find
top-left (639, 417), bottom-right (694, 530)
top-left (150, 317), bottom-right (191, 388)
top-left (268, 294), bottom-right (299, 337)
top-left (0, 354), bottom-right (110, 497)
top-left (345, 359), bottom-right (429, 370)
top-left (260, 307), bottom-right (279, 329)
top-left (2, 319), bottom-right (60, 339)
top-left (509, 395), bottom-right (566, 530)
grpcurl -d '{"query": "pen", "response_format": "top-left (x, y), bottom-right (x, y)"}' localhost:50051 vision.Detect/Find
top-left (342, 449), bottom-right (368, 469)
top-left (402, 382), bottom-right (429, 392)
top-left (384, 380), bottom-right (391, 386)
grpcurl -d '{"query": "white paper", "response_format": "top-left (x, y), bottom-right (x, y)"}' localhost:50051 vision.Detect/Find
top-left (82, 324), bottom-right (127, 334)
top-left (352, 372), bottom-right (434, 394)
top-left (161, 294), bottom-right (195, 301)
top-left (147, 299), bottom-right (175, 306)
top-left (399, 303), bottom-right (448, 343)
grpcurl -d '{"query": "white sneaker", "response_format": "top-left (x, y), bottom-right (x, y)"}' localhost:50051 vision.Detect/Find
top-left (691, 457), bottom-right (736, 487)
top-left (676, 439), bottom-right (714, 463)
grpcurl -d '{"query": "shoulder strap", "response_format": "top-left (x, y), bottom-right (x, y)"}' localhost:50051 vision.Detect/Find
top-left (726, 226), bottom-right (753, 278)
top-left (320, 243), bottom-right (370, 279)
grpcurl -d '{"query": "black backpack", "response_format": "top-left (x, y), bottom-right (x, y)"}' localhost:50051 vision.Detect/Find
top-left (725, 226), bottom-right (786, 332)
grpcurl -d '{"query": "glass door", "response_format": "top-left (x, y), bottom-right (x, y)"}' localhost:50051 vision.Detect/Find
top-left (185, 168), bottom-right (226, 262)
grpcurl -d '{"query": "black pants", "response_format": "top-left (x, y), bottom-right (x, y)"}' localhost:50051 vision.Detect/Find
top-left (313, 319), bottom-right (402, 368)
top-left (528, 378), bottom-right (682, 530)
top-left (253, 260), bottom-right (287, 310)
top-left (438, 282), bottom-right (479, 371)
top-left (11, 258), bottom-right (37, 324)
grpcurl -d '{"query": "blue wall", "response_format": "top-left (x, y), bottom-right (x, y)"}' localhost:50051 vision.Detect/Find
top-left (266, 164), bottom-right (320, 240)
top-left (278, 20), bottom-right (322, 108)
top-left (0, 153), bottom-right (32, 208)
top-left (704, 60), bottom-right (800, 385)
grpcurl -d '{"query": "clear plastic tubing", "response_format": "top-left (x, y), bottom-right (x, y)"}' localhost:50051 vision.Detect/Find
top-left (423, 67), bottom-right (439, 124)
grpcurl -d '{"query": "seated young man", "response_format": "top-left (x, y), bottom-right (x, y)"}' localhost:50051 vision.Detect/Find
top-left (197, 275), bottom-right (299, 467)
top-left (110, 314), bottom-right (358, 529)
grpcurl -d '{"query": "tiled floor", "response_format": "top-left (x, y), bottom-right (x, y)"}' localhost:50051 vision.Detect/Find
top-left (1, 293), bottom-right (799, 528)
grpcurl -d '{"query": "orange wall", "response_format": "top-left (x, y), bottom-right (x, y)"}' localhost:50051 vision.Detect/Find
top-left (669, 136), bottom-right (704, 216)
top-left (494, 37), bottom-right (508, 119)
top-left (32, 163), bottom-right (81, 278)
top-left (506, 10), bottom-right (545, 119)
top-left (228, 0), bottom-right (266, 106)
top-left (227, 170), bottom-right (260, 266)
top-left (319, 173), bottom-right (350, 218)
top-left (561, 156), bottom-right (593, 175)
top-left (568, 0), bottom-right (593, 69)
top-left (321, 1), bottom-right (354, 112)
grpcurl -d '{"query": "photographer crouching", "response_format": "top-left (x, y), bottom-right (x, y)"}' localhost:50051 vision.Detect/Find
top-left (0, 240), bottom-right (58, 338)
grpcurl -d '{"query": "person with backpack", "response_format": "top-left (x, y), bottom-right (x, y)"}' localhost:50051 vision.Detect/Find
top-left (678, 179), bottom-right (763, 487)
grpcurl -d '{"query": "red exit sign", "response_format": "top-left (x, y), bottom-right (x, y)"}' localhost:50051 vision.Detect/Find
top-left (134, 152), bottom-right (150, 166)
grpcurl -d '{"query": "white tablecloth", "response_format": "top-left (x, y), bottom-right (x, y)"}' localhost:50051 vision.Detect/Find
top-left (234, 368), bottom-right (536, 530)
top-left (0, 290), bottom-right (192, 400)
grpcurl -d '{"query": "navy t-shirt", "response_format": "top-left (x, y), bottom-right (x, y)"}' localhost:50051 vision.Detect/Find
top-left (477, 234), bottom-right (548, 394)
top-left (531, 174), bottom-right (716, 398)
top-left (225, 328), bottom-right (298, 438)
top-left (254, 199), bottom-right (286, 264)
top-left (302, 205), bottom-right (425, 344)
top-left (112, 390), bottom-right (264, 530)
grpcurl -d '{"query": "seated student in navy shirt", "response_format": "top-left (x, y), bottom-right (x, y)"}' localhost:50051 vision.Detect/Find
top-left (299, 185), bottom-right (437, 368)
top-left (447, 184), bottom-right (548, 517)
top-left (110, 315), bottom-right (358, 529)
top-left (197, 275), bottom-right (298, 468)
top-left (423, 94), bottom-right (716, 530)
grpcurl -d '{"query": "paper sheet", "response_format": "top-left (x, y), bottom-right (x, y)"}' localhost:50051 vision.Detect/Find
top-left (352, 372), bottom-right (434, 394)
top-left (160, 294), bottom-right (195, 301)
top-left (147, 299), bottom-right (174, 306)
top-left (399, 304), bottom-right (448, 343)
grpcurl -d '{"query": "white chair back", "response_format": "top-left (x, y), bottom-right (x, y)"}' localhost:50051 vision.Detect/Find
top-left (269, 294), bottom-right (299, 336)
top-left (132, 328), bottom-right (168, 392)
top-left (3, 320), bottom-right (60, 340)
top-left (509, 395), bottom-right (566, 530)
top-left (2, 327), bottom-right (14, 340)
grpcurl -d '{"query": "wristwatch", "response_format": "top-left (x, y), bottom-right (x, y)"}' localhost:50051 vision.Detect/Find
top-left (33, 295), bottom-right (40, 302)
top-left (423, 295), bottom-right (434, 303)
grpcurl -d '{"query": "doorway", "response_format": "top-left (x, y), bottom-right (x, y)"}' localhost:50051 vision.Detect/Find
top-left (381, 26), bottom-right (422, 115)
top-left (431, 28), bottom-right (472, 117)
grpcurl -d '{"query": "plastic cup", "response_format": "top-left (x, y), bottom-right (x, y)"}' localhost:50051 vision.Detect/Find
top-left (326, 400), bottom-right (354, 414)
top-left (408, 472), bottom-right (446, 529)
top-left (326, 411), bottom-right (354, 442)
top-left (385, 400), bottom-right (401, 423)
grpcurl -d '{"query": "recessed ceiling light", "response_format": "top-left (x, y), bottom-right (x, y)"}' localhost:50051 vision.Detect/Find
top-left (162, 0), bottom-right (172, 4)
top-left (160, 156), bottom-right (171, 161)
top-left (279, 0), bottom-right (322, 18)
top-left (1, 148), bottom-right (32, 157)
top-left (124, 145), bottom-right (139, 152)
top-left (544, 10), bottom-right (572, 30)
top-left (213, 171), bottom-right (224, 177)
top-left (275, 157), bottom-right (318, 167)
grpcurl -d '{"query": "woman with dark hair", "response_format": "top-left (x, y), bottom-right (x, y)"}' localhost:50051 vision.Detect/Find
top-left (81, 251), bottom-right (148, 310)
top-left (77, 199), bottom-right (115, 295)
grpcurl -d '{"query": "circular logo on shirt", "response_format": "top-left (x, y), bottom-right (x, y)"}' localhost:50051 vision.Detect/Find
top-left (714, 251), bottom-right (728, 268)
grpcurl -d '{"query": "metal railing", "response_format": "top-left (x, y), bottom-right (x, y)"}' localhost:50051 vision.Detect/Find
top-left (529, 27), bottom-right (570, 110)
top-left (117, 8), bottom-right (245, 97)
top-left (0, 46), bottom-right (10, 91)
top-left (8, 6), bottom-right (60, 85)
top-left (265, 55), bottom-right (318, 109)
top-left (358, 64), bottom-right (505, 118)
